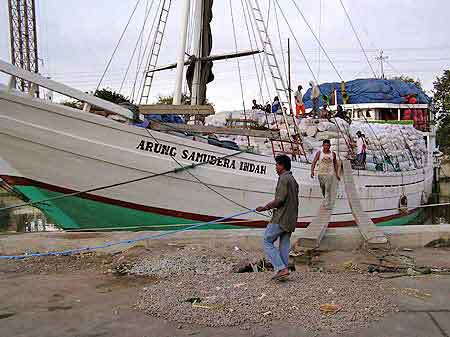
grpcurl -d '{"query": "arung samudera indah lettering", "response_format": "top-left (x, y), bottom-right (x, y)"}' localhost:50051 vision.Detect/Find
top-left (136, 140), bottom-right (267, 175)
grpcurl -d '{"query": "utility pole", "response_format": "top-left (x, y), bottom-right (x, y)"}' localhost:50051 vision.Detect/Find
top-left (7, 0), bottom-right (39, 96)
top-left (376, 50), bottom-right (388, 79)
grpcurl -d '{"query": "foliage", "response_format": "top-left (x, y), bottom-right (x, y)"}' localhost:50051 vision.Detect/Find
top-left (434, 70), bottom-right (450, 154)
top-left (156, 94), bottom-right (213, 106)
top-left (61, 88), bottom-right (131, 110)
top-left (93, 88), bottom-right (131, 104)
top-left (61, 100), bottom-right (82, 109)
top-left (156, 94), bottom-right (189, 105)
top-left (391, 75), bottom-right (423, 90)
top-left (0, 201), bottom-right (11, 231)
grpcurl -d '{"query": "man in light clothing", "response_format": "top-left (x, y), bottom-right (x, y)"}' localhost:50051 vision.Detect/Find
top-left (294, 85), bottom-right (305, 117)
top-left (310, 139), bottom-right (340, 209)
top-left (355, 131), bottom-right (367, 169)
top-left (257, 155), bottom-right (299, 280)
top-left (309, 80), bottom-right (321, 116)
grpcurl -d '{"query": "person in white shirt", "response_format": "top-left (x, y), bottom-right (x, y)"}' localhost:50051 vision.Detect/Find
top-left (309, 81), bottom-right (321, 116)
top-left (355, 131), bottom-right (367, 169)
top-left (311, 139), bottom-right (340, 209)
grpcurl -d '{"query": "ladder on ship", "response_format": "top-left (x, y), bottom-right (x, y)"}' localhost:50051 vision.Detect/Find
top-left (248, 0), bottom-right (305, 159)
top-left (139, 0), bottom-right (172, 104)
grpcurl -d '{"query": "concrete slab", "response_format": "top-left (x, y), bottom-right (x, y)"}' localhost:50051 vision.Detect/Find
top-left (387, 276), bottom-right (450, 312)
top-left (1, 224), bottom-right (450, 256)
top-left (347, 312), bottom-right (444, 337)
top-left (430, 312), bottom-right (450, 337)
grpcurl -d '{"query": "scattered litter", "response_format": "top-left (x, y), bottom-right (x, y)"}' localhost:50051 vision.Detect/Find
top-left (343, 260), bottom-right (356, 270)
top-left (258, 293), bottom-right (266, 300)
top-left (425, 238), bottom-right (450, 248)
top-left (402, 248), bottom-right (414, 252)
top-left (319, 303), bottom-right (341, 314)
top-left (233, 246), bottom-right (240, 251)
top-left (262, 311), bottom-right (272, 316)
top-left (398, 288), bottom-right (432, 300)
top-left (192, 303), bottom-right (223, 310)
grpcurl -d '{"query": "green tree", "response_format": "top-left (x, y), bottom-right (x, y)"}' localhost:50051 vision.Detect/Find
top-left (391, 75), bottom-right (423, 90)
top-left (61, 88), bottom-right (131, 110)
top-left (434, 70), bottom-right (450, 155)
top-left (93, 88), bottom-right (131, 104)
top-left (156, 94), bottom-right (189, 105)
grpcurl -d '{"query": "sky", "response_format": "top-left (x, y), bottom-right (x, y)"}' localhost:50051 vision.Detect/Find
top-left (1, 0), bottom-right (450, 112)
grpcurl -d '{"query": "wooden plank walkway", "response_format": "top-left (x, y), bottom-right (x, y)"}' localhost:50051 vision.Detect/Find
top-left (296, 160), bottom-right (388, 250)
top-left (341, 160), bottom-right (388, 247)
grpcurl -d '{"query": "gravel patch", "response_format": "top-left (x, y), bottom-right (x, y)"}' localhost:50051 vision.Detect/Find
top-left (130, 246), bottom-right (262, 277)
top-left (136, 268), bottom-right (397, 334)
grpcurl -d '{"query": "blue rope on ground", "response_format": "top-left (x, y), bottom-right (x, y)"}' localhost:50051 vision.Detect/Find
top-left (0, 209), bottom-right (256, 260)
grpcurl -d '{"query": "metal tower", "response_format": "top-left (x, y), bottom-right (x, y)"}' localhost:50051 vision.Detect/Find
top-left (7, 0), bottom-right (39, 95)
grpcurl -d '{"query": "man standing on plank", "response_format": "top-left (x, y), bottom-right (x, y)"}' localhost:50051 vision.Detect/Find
top-left (256, 155), bottom-right (299, 280)
top-left (311, 139), bottom-right (340, 210)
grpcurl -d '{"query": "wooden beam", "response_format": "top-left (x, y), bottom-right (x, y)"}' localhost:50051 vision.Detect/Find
top-left (138, 104), bottom-right (215, 115)
top-left (0, 59), bottom-right (142, 121)
top-left (149, 122), bottom-right (280, 138)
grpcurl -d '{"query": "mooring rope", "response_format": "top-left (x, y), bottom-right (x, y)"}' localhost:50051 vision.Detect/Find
top-left (0, 209), bottom-right (256, 260)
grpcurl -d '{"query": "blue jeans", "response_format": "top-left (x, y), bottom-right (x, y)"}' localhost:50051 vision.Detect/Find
top-left (263, 223), bottom-right (292, 272)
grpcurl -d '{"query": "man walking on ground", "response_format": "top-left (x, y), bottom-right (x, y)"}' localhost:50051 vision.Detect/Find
top-left (256, 155), bottom-right (299, 280)
top-left (294, 85), bottom-right (305, 117)
top-left (310, 139), bottom-right (340, 210)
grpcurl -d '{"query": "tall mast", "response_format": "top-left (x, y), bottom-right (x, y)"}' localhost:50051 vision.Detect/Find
top-left (376, 50), bottom-right (388, 79)
top-left (173, 0), bottom-right (191, 105)
top-left (288, 38), bottom-right (292, 114)
top-left (7, 0), bottom-right (39, 96)
top-left (190, 0), bottom-right (204, 106)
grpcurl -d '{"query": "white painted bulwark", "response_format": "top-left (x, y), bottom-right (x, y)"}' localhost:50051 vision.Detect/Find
top-left (0, 86), bottom-right (434, 228)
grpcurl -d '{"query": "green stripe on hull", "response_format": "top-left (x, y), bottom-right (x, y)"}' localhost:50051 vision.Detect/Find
top-left (14, 186), bottom-right (237, 231)
top-left (14, 185), bottom-right (420, 231)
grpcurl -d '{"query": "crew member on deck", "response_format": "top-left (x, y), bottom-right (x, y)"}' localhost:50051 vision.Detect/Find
top-left (272, 96), bottom-right (281, 114)
top-left (294, 85), bottom-right (305, 117)
top-left (309, 81), bottom-right (321, 116)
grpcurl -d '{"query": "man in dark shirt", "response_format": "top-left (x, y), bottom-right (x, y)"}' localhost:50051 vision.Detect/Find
top-left (256, 155), bottom-right (299, 280)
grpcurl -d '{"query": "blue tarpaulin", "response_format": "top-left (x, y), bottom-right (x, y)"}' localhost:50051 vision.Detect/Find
top-left (302, 78), bottom-right (431, 108)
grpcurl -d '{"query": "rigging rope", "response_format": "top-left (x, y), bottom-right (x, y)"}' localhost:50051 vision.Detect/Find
top-left (288, 0), bottom-right (343, 81)
top-left (0, 209), bottom-right (257, 260)
top-left (229, 0), bottom-right (248, 118)
top-left (243, 0), bottom-right (272, 101)
top-left (317, 0), bottom-right (322, 81)
top-left (273, 1), bottom-right (288, 82)
top-left (96, 0), bottom-right (142, 92)
top-left (240, 0), bottom-right (265, 104)
top-left (144, 128), bottom-right (267, 216)
top-left (119, 0), bottom-right (157, 93)
top-left (273, 0), bottom-right (318, 83)
top-left (0, 147), bottom-right (245, 213)
top-left (133, 0), bottom-right (164, 103)
top-left (338, 0), bottom-right (377, 78)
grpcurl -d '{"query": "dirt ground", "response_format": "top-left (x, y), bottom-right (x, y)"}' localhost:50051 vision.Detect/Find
top-left (1, 239), bottom-right (450, 337)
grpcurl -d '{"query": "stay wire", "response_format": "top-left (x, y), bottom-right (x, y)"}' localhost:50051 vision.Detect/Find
top-left (229, 0), bottom-right (249, 145)
top-left (0, 146), bottom-right (245, 214)
top-left (289, 0), bottom-right (343, 81)
top-left (244, 0), bottom-right (271, 101)
top-left (317, 0), bottom-right (322, 81)
top-left (273, 1), bottom-right (288, 82)
top-left (96, 0), bottom-right (142, 92)
top-left (133, 0), bottom-right (164, 103)
top-left (273, 0), bottom-right (317, 83)
top-left (144, 128), bottom-right (268, 216)
top-left (240, 0), bottom-right (264, 104)
top-left (338, 0), bottom-right (377, 78)
top-left (119, 0), bottom-right (156, 93)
